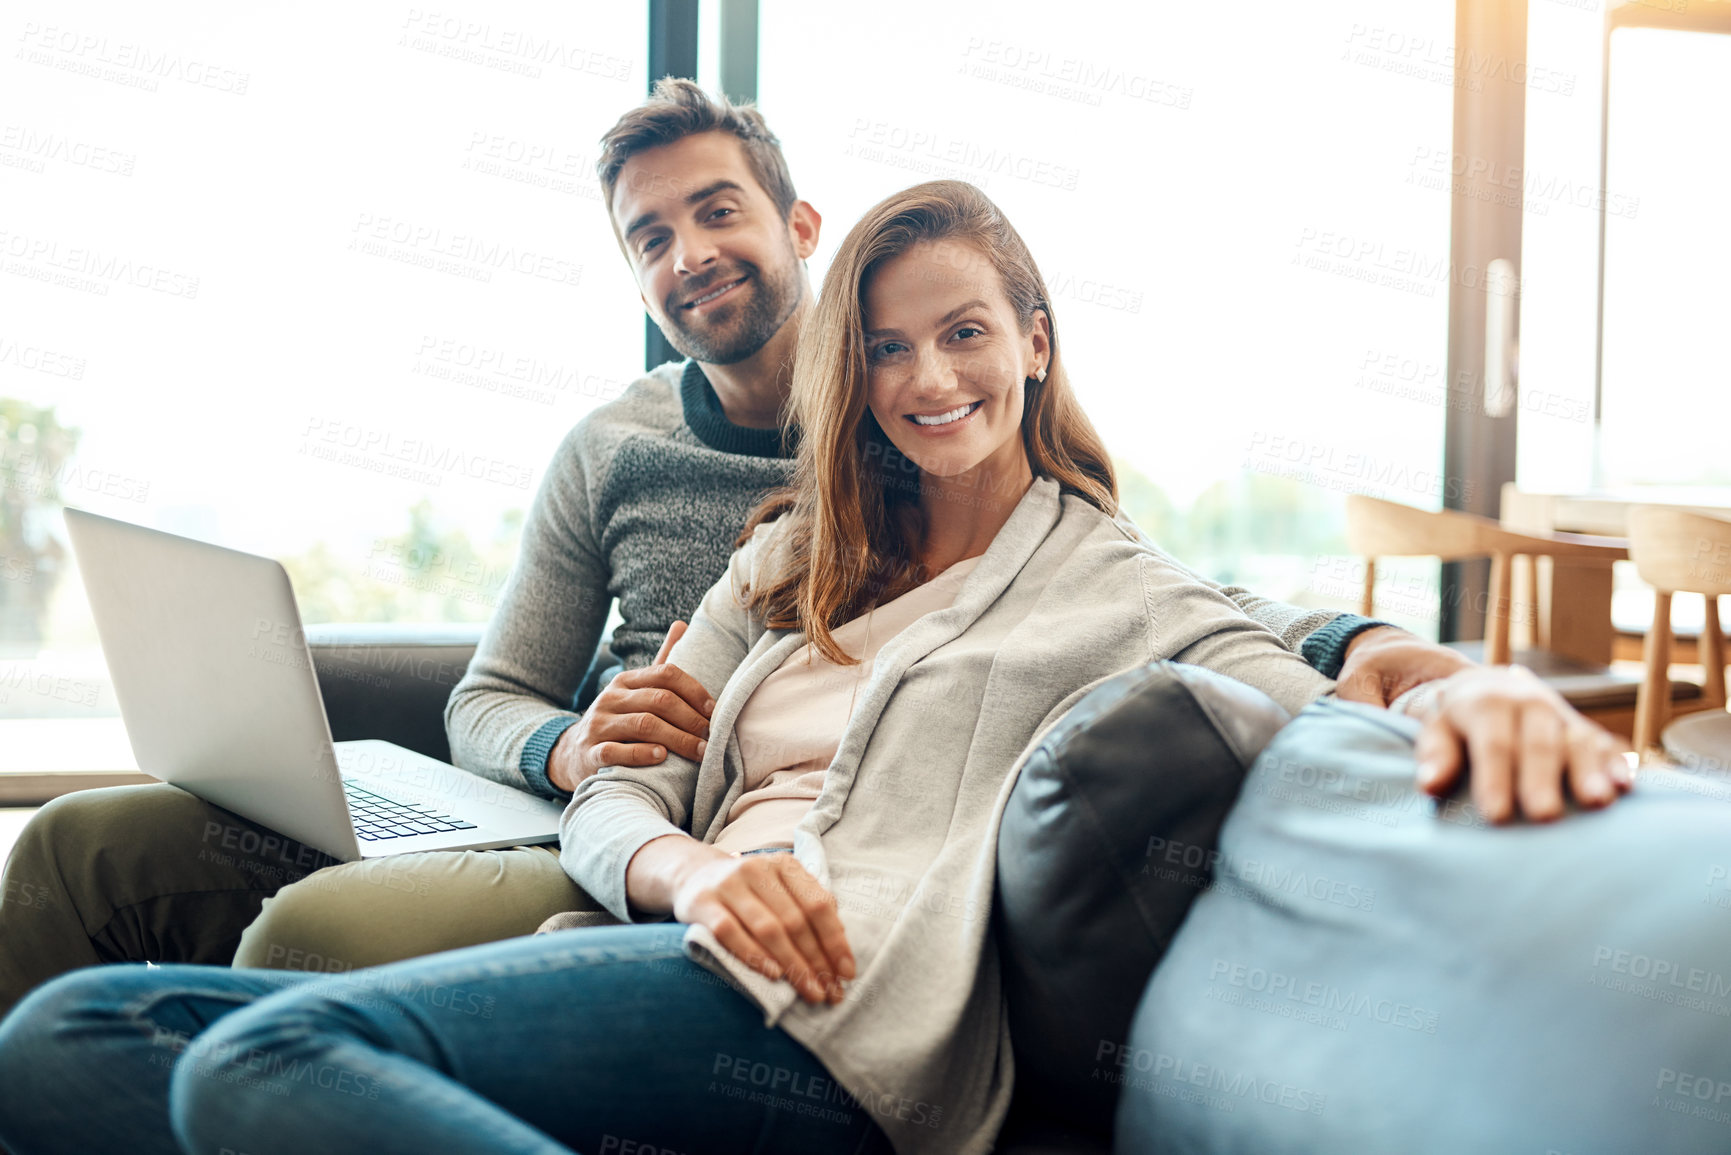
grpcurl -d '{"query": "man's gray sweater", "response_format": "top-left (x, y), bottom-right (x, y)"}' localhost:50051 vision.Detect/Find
top-left (445, 359), bottom-right (1381, 800)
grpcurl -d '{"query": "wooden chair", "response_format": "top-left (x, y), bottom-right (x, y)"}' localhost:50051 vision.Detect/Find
top-left (1629, 507), bottom-right (1731, 764)
top-left (1346, 495), bottom-right (1631, 664)
top-left (1346, 495), bottom-right (1701, 738)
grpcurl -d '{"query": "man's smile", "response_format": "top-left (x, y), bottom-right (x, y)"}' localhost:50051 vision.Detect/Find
top-left (682, 276), bottom-right (748, 312)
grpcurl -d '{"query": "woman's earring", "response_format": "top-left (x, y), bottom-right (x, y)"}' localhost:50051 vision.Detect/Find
top-left (1035, 366), bottom-right (1047, 383)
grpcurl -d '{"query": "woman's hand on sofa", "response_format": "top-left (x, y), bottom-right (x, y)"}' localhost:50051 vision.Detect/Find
top-left (671, 850), bottom-right (856, 1005)
top-left (1408, 665), bottom-right (1633, 823)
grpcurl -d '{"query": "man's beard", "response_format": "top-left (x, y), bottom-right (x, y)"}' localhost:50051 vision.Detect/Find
top-left (659, 254), bottom-right (801, 366)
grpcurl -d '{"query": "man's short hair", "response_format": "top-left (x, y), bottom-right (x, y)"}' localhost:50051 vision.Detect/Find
top-left (597, 78), bottom-right (798, 220)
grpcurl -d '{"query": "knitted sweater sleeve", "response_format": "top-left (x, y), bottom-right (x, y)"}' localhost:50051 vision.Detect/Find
top-left (443, 420), bottom-right (614, 798)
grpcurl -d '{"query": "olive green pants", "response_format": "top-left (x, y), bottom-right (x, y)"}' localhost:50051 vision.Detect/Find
top-left (0, 783), bottom-right (589, 1021)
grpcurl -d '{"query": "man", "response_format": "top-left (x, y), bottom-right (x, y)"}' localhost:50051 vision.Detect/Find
top-left (0, 81), bottom-right (1626, 1020)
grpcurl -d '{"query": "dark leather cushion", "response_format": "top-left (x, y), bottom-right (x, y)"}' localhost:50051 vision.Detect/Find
top-left (305, 623), bottom-right (483, 763)
top-left (307, 624), bottom-right (615, 768)
top-left (995, 660), bottom-right (1291, 1138)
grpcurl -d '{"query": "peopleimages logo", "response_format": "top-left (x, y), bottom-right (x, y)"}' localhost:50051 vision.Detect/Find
top-left (412, 336), bottom-right (630, 404)
top-left (1207, 958), bottom-right (1440, 1034)
top-left (1407, 146), bottom-right (1640, 220)
top-left (398, 9), bottom-right (634, 81)
top-left (1243, 432), bottom-right (1477, 504)
top-left (0, 448), bottom-right (149, 503)
top-left (0, 125), bottom-right (136, 175)
top-left (1591, 947), bottom-right (1731, 997)
top-left (299, 417), bottom-right (537, 491)
top-left (1093, 1041), bottom-right (1328, 1115)
top-left (15, 22), bottom-right (251, 94)
top-left (0, 335), bottom-right (86, 379)
top-left (0, 229), bottom-right (199, 298)
top-left (845, 120), bottom-right (1081, 191)
top-left (956, 38), bottom-right (1194, 109)
top-left (348, 213), bottom-right (582, 288)
top-left (1218, 856), bottom-right (1377, 912)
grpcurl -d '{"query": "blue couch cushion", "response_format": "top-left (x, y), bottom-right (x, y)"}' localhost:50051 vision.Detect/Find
top-left (1119, 697), bottom-right (1731, 1154)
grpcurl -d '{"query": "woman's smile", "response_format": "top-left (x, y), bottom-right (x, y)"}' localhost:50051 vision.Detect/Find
top-left (906, 400), bottom-right (984, 433)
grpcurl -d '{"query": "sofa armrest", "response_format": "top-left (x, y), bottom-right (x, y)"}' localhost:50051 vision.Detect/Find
top-left (304, 622), bottom-right (483, 764)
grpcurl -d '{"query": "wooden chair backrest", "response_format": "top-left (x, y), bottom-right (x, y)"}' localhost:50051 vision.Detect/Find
top-left (1347, 495), bottom-right (1625, 668)
top-left (1628, 507), bottom-right (1731, 597)
top-left (1345, 495), bottom-right (1490, 561)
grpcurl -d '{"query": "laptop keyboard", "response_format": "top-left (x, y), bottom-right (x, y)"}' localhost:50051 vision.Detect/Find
top-left (342, 780), bottom-right (480, 842)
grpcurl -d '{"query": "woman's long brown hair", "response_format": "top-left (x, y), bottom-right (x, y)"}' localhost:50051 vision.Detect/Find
top-left (742, 180), bottom-right (1116, 665)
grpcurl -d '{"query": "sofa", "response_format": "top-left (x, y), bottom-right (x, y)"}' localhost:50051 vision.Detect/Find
top-left (304, 624), bottom-right (1295, 1154)
top-left (308, 622), bottom-right (1731, 1154)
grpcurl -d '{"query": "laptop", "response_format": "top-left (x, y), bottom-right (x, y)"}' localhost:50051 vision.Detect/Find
top-left (63, 507), bottom-right (566, 862)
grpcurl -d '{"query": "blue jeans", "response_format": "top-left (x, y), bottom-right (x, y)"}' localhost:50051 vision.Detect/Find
top-left (0, 923), bottom-right (893, 1155)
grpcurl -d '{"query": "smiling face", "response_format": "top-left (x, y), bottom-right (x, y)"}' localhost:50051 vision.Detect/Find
top-left (612, 131), bottom-right (813, 364)
top-left (862, 238), bottom-right (1049, 484)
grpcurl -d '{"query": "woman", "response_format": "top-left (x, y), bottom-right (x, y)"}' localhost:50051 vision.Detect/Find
top-left (0, 182), bottom-right (1609, 1155)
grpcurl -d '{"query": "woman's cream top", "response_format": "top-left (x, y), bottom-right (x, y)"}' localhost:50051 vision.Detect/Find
top-left (711, 555), bottom-right (983, 854)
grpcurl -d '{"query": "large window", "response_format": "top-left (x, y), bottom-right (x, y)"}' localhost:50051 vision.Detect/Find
top-left (1, 3), bottom-right (647, 720)
top-left (1521, 5), bottom-right (1730, 495)
top-left (759, 0), bottom-right (1456, 636)
top-left (1598, 26), bottom-right (1730, 489)
top-left (1521, 4), bottom-right (1731, 638)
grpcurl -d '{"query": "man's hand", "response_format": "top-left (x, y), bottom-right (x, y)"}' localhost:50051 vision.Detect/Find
top-left (1411, 665), bottom-right (1633, 823)
top-left (1334, 626), bottom-right (1473, 706)
top-left (546, 621), bottom-right (715, 794)
top-left (671, 850), bottom-right (856, 1005)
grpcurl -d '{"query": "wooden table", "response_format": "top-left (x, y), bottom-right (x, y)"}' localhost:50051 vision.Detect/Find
top-left (1501, 485), bottom-right (1731, 664)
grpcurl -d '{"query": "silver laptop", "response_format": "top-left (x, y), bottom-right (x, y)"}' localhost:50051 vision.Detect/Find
top-left (64, 507), bottom-right (565, 862)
